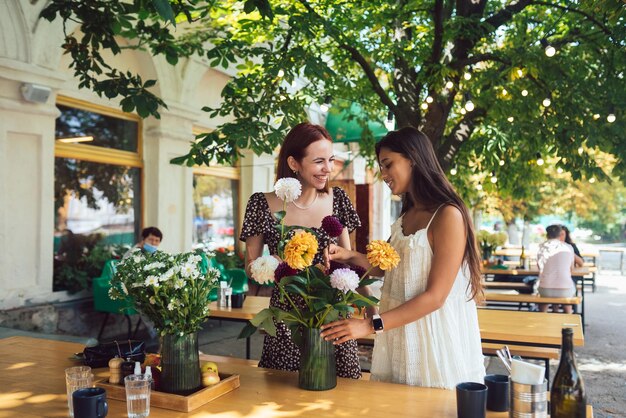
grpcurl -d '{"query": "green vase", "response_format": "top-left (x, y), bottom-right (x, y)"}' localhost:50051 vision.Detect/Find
top-left (298, 327), bottom-right (336, 391)
top-left (160, 332), bottom-right (202, 395)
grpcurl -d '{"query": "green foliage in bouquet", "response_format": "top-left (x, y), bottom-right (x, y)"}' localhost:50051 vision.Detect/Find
top-left (110, 249), bottom-right (219, 336)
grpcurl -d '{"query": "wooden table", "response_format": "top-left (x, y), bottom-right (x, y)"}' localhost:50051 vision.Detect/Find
top-left (212, 297), bottom-right (583, 354)
top-left (483, 267), bottom-right (590, 330)
top-left (0, 336), bottom-right (593, 417)
top-left (477, 309), bottom-right (584, 349)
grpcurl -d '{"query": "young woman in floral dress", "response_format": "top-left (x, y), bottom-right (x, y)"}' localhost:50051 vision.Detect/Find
top-left (240, 122), bottom-right (367, 378)
top-left (321, 127), bottom-right (486, 389)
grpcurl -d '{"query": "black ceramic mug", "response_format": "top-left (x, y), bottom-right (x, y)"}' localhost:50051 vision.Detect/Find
top-left (456, 381), bottom-right (487, 418)
top-left (72, 387), bottom-right (108, 418)
top-left (485, 374), bottom-right (510, 412)
top-left (231, 293), bottom-right (246, 308)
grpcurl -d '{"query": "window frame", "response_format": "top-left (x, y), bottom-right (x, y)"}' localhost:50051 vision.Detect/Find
top-left (54, 95), bottom-right (144, 227)
top-left (191, 126), bottom-right (241, 251)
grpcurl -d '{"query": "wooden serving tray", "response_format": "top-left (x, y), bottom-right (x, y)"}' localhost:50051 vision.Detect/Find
top-left (96, 373), bottom-right (240, 412)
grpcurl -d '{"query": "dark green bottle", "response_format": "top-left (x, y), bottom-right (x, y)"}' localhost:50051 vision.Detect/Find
top-left (550, 328), bottom-right (586, 417)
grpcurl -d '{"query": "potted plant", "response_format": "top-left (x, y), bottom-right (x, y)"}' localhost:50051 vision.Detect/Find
top-left (239, 178), bottom-right (400, 390)
top-left (109, 249), bottom-right (219, 394)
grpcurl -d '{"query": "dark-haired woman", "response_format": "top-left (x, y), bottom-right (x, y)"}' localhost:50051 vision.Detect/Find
top-left (240, 122), bottom-right (365, 378)
top-left (322, 127), bottom-right (485, 389)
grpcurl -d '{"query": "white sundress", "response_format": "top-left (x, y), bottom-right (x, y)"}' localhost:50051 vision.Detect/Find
top-left (370, 207), bottom-right (486, 389)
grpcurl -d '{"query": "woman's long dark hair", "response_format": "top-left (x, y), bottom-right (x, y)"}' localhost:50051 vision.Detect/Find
top-left (275, 122), bottom-right (332, 193)
top-left (375, 127), bottom-right (483, 301)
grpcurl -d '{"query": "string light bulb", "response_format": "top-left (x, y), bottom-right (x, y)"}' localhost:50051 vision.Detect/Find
top-left (490, 171), bottom-right (498, 183)
top-left (541, 39), bottom-right (556, 57)
top-left (578, 147), bottom-right (584, 155)
top-left (593, 114), bottom-right (600, 120)
top-left (464, 72), bottom-right (472, 81)
top-left (277, 69), bottom-right (285, 77)
top-left (460, 108), bottom-right (467, 115)
top-left (450, 165), bottom-right (458, 176)
top-left (426, 96), bottom-right (434, 103)
top-left (589, 177), bottom-right (596, 183)
top-left (502, 88), bottom-right (508, 96)
top-left (476, 183), bottom-right (483, 191)
top-left (542, 98), bottom-right (551, 107)
top-left (507, 116), bottom-right (514, 122)
top-left (607, 113), bottom-right (616, 123)
top-left (421, 102), bottom-right (428, 110)
top-left (499, 160), bottom-right (505, 166)
top-left (557, 167), bottom-right (564, 174)
top-left (517, 69), bottom-right (524, 77)
top-left (445, 81), bottom-right (454, 89)
top-left (536, 153), bottom-right (544, 166)
top-left (464, 93), bottom-right (475, 112)
top-left (521, 90), bottom-right (529, 97)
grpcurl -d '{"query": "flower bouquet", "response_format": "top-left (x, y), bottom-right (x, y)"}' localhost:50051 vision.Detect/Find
top-left (239, 178), bottom-right (400, 390)
top-left (110, 249), bottom-right (220, 394)
top-left (476, 230), bottom-right (508, 262)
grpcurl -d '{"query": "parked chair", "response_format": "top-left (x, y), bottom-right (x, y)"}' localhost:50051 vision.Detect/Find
top-left (92, 259), bottom-right (142, 341)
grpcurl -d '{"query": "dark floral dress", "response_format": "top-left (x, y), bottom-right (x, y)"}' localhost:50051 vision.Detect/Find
top-left (240, 187), bottom-right (362, 378)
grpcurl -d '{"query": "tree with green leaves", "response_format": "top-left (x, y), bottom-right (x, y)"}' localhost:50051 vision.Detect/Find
top-left (41, 0), bottom-right (625, 193)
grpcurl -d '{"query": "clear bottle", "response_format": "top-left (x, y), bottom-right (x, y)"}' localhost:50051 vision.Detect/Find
top-left (550, 328), bottom-right (586, 417)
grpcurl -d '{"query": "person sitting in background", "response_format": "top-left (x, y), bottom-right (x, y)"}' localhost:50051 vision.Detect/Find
top-left (562, 225), bottom-right (584, 267)
top-left (537, 224), bottom-right (575, 313)
top-left (124, 226), bottom-right (163, 258)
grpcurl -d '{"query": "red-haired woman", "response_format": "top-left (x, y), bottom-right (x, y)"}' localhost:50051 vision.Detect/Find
top-left (240, 122), bottom-right (365, 378)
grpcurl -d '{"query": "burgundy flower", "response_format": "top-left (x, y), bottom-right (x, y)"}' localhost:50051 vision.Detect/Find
top-left (329, 260), bottom-right (348, 274)
top-left (274, 262), bottom-right (298, 283)
top-left (349, 264), bottom-right (367, 278)
top-left (321, 216), bottom-right (344, 238)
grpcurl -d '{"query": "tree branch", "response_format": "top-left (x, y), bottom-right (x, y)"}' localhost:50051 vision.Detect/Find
top-left (453, 53), bottom-right (512, 69)
top-left (428, 0), bottom-right (445, 66)
top-left (484, 0), bottom-right (534, 32)
top-left (297, 0), bottom-right (397, 112)
top-left (533, 1), bottom-right (614, 38)
top-left (438, 108), bottom-right (487, 165)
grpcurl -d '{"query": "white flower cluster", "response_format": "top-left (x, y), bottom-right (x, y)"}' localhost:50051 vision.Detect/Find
top-left (250, 255), bottom-right (280, 285)
top-left (329, 268), bottom-right (360, 293)
top-left (274, 178), bottom-right (302, 202)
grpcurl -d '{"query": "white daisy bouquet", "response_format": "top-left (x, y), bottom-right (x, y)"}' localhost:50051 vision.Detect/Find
top-left (241, 178), bottom-right (400, 342)
top-left (110, 249), bottom-right (220, 336)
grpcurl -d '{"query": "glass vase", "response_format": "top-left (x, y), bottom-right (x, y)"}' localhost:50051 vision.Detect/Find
top-left (298, 327), bottom-right (336, 391)
top-left (160, 332), bottom-right (202, 395)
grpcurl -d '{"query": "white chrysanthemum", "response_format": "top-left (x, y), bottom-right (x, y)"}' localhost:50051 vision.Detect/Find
top-left (250, 255), bottom-right (280, 285)
top-left (144, 261), bottom-right (165, 271)
top-left (160, 268), bottom-right (175, 282)
top-left (145, 275), bottom-right (159, 287)
top-left (180, 263), bottom-right (197, 278)
top-left (133, 255), bottom-right (142, 264)
top-left (329, 268), bottom-right (360, 293)
top-left (173, 278), bottom-right (185, 289)
top-left (167, 302), bottom-right (176, 311)
top-left (188, 254), bottom-right (202, 264)
top-left (274, 178), bottom-right (302, 203)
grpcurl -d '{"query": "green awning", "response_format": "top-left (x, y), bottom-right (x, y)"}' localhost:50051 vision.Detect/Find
top-left (325, 104), bottom-right (389, 143)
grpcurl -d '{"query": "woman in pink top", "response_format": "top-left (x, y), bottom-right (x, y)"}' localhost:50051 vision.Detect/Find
top-left (537, 224), bottom-right (575, 313)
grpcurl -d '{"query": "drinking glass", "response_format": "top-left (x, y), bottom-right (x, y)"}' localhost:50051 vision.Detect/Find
top-left (65, 366), bottom-right (93, 417)
top-left (124, 375), bottom-right (151, 418)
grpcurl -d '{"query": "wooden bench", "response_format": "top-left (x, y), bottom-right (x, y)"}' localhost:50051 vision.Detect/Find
top-left (483, 292), bottom-right (585, 329)
top-left (482, 281), bottom-right (532, 291)
top-left (482, 342), bottom-right (560, 386)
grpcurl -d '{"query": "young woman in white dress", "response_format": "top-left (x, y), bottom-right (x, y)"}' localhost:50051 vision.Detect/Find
top-left (321, 127), bottom-right (485, 389)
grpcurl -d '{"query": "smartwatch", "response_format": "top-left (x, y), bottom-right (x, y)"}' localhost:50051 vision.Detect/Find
top-left (372, 314), bottom-right (384, 334)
